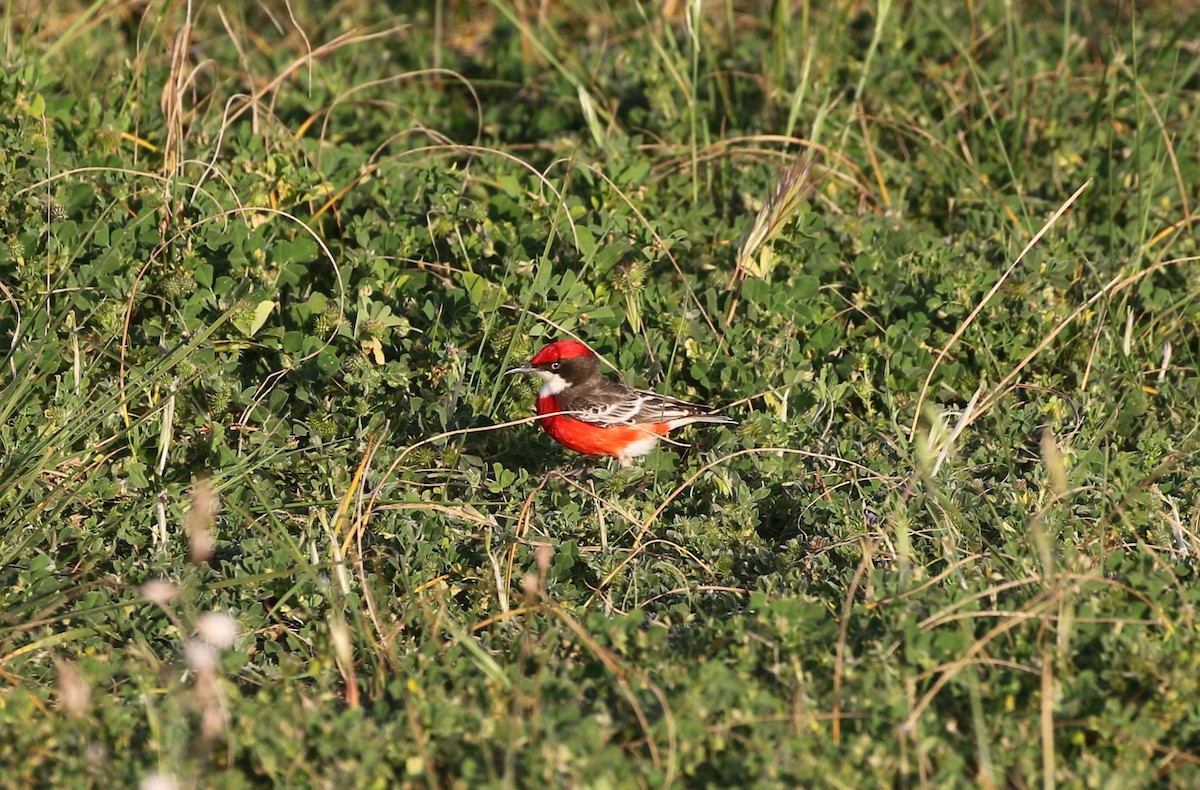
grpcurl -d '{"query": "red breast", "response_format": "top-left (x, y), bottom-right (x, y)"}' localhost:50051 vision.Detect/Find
top-left (536, 393), bottom-right (668, 460)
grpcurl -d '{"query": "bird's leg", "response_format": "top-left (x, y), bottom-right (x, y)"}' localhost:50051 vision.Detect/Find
top-left (557, 463), bottom-right (593, 481)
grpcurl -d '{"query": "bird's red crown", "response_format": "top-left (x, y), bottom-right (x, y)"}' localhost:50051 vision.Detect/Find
top-left (528, 339), bottom-right (594, 366)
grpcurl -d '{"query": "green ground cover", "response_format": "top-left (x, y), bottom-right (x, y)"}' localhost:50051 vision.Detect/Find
top-left (2, 0), bottom-right (1199, 786)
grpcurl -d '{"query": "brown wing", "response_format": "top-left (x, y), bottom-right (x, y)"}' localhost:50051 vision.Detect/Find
top-left (558, 378), bottom-right (720, 427)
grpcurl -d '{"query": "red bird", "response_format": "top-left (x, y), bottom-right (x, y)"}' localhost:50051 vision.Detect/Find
top-left (506, 339), bottom-right (736, 467)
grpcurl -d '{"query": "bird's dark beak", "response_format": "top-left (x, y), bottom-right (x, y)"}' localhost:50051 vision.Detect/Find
top-left (505, 364), bottom-right (534, 376)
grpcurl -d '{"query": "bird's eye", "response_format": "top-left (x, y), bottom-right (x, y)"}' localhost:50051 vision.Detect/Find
top-left (550, 362), bottom-right (561, 370)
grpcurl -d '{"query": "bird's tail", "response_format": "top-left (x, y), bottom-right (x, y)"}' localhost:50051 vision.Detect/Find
top-left (665, 413), bottom-right (737, 430)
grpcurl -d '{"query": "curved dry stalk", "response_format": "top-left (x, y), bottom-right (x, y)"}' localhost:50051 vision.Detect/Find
top-left (0, 279), bottom-right (22, 369)
top-left (334, 435), bottom-right (377, 555)
top-left (318, 68), bottom-right (484, 168)
top-left (585, 446), bottom-right (896, 608)
top-left (858, 102), bottom-right (890, 208)
top-left (470, 605), bottom-right (537, 633)
top-left (565, 161), bottom-right (726, 353)
top-left (100, 203), bottom-right (344, 437)
top-left (653, 134), bottom-right (871, 195)
top-left (873, 104), bottom-right (1025, 227)
top-left (344, 433), bottom-right (401, 673)
top-left (901, 571), bottom-right (1176, 734)
top-left (16, 166), bottom-right (230, 212)
top-left (912, 574), bottom-right (1052, 630)
top-left (374, 502), bottom-right (500, 530)
top-left (637, 584), bottom-right (750, 608)
top-left (537, 602), bottom-right (678, 781)
top-left (449, 596), bottom-right (679, 783)
top-left (220, 26), bottom-right (404, 131)
top-left (309, 143), bottom-right (579, 254)
top-left (1127, 67), bottom-right (1192, 238)
top-left (966, 253), bottom-right (1200, 434)
top-left (629, 538), bottom-right (719, 581)
top-left (504, 472), bottom-right (554, 608)
top-left (376, 409), bottom-right (579, 483)
top-left (188, 25), bottom-right (405, 200)
top-left (900, 589), bottom-right (1062, 735)
top-left (832, 541), bottom-right (873, 746)
top-left (910, 178), bottom-right (1093, 437)
top-left (865, 553), bottom-right (987, 609)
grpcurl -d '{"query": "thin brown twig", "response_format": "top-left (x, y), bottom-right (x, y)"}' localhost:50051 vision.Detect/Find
top-left (910, 178), bottom-right (1093, 437)
top-left (833, 542), bottom-right (873, 747)
top-left (585, 447), bottom-right (894, 608)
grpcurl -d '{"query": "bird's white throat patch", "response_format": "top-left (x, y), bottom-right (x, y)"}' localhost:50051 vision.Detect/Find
top-left (537, 372), bottom-right (569, 396)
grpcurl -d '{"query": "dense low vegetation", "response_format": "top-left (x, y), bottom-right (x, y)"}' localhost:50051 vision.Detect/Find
top-left (2, 1), bottom-right (1199, 786)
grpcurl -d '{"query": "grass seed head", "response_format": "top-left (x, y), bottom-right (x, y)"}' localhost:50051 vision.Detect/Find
top-left (313, 305), bottom-right (344, 336)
